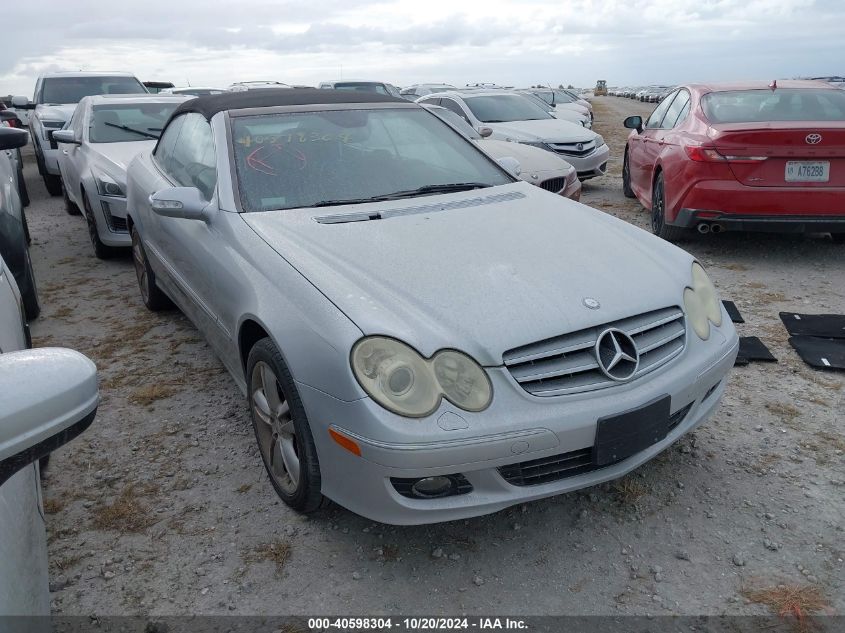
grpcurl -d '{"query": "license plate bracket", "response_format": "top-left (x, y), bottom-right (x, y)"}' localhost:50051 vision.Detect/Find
top-left (785, 161), bottom-right (830, 183)
top-left (593, 395), bottom-right (672, 466)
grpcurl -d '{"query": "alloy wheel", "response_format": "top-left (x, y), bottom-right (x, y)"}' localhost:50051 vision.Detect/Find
top-left (651, 178), bottom-right (664, 234)
top-left (250, 361), bottom-right (300, 495)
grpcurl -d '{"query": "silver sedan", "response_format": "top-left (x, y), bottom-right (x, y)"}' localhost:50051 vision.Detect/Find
top-left (54, 94), bottom-right (188, 258)
top-left (126, 89), bottom-right (738, 525)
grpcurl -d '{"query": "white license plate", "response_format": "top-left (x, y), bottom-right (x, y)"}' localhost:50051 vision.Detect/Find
top-left (785, 161), bottom-right (830, 182)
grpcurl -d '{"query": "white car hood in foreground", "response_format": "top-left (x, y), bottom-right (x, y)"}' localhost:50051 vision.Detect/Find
top-left (242, 183), bottom-right (693, 365)
top-left (487, 118), bottom-right (595, 144)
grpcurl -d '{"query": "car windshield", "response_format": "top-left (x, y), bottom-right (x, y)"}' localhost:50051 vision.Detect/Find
top-left (463, 95), bottom-right (553, 122)
top-left (702, 89), bottom-right (845, 123)
top-left (231, 108), bottom-right (512, 212)
top-left (41, 76), bottom-right (146, 104)
top-left (89, 102), bottom-right (181, 143)
top-left (333, 82), bottom-right (391, 95)
top-left (427, 107), bottom-right (481, 139)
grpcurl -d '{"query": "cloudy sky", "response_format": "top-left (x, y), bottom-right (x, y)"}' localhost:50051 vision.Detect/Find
top-left (3, 0), bottom-right (843, 95)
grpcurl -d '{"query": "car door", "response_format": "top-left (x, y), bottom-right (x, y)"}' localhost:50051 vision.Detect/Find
top-left (58, 102), bottom-right (87, 206)
top-left (148, 113), bottom-right (228, 351)
top-left (628, 90), bottom-right (679, 197)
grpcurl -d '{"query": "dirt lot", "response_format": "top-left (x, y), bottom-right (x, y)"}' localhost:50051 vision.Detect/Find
top-left (19, 96), bottom-right (844, 617)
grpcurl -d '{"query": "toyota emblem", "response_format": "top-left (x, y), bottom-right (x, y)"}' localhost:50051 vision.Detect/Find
top-left (595, 328), bottom-right (640, 382)
top-left (805, 133), bottom-right (822, 145)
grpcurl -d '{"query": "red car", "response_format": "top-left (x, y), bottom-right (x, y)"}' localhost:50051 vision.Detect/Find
top-left (621, 80), bottom-right (845, 242)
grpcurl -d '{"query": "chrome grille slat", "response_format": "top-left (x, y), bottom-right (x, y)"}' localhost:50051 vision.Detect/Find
top-left (503, 306), bottom-right (686, 397)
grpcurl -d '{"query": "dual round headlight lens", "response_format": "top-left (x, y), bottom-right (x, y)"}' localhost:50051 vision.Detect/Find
top-left (351, 337), bottom-right (492, 418)
top-left (683, 262), bottom-right (723, 340)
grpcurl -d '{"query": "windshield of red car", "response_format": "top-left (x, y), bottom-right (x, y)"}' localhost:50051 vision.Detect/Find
top-left (231, 108), bottom-right (512, 212)
top-left (702, 89), bottom-right (845, 123)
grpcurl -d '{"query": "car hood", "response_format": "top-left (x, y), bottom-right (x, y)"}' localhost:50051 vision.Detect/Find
top-left (486, 119), bottom-right (594, 144)
top-left (241, 183), bottom-right (694, 366)
top-left (35, 104), bottom-right (77, 123)
top-left (478, 139), bottom-right (574, 176)
top-left (91, 141), bottom-right (156, 180)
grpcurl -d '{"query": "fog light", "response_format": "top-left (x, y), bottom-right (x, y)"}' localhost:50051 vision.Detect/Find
top-left (411, 476), bottom-right (454, 498)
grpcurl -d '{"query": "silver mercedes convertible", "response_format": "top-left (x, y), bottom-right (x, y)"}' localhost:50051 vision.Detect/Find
top-left (125, 89), bottom-right (738, 525)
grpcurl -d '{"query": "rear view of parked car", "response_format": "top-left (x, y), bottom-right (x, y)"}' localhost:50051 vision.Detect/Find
top-left (17, 72), bottom-right (147, 196)
top-left (125, 89), bottom-right (737, 525)
top-left (622, 80), bottom-right (845, 241)
top-left (53, 94), bottom-right (188, 258)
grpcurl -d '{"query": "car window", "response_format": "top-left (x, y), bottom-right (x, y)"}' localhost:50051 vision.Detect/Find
top-left (230, 108), bottom-right (512, 212)
top-left (89, 102), bottom-right (181, 143)
top-left (39, 76), bottom-right (146, 105)
top-left (428, 107), bottom-right (481, 139)
top-left (154, 114), bottom-right (186, 177)
top-left (645, 91), bottom-right (678, 129)
top-left (463, 95), bottom-right (553, 123)
top-left (439, 98), bottom-right (470, 122)
top-left (418, 97), bottom-right (440, 106)
top-left (164, 113), bottom-right (217, 200)
top-left (69, 104), bottom-right (85, 139)
top-left (661, 90), bottom-right (691, 129)
top-left (701, 88), bottom-right (845, 123)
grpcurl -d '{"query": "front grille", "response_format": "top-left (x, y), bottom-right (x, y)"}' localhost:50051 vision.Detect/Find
top-left (503, 307), bottom-right (686, 397)
top-left (539, 176), bottom-right (567, 193)
top-left (548, 140), bottom-right (596, 157)
top-left (499, 402), bottom-right (695, 487)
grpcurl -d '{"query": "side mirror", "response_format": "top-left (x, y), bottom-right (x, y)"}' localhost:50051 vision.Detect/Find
top-left (52, 129), bottom-right (80, 145)
top-left (10, 96), bottom-right (30, 108)
top-left (624, 115), bottom-right (643, 133)
top-left (497, 156), bottom-right (521, 177)
top-left (478, 127), bottom-right (493, 138)
top-left (0, 348), bottom-right (98, 486)
top-left (0, 127), bottom-right (28, 151)
top-left (150, 186), bottom-right (210, 220)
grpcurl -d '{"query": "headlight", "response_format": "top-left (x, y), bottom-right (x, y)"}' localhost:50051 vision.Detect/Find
top-left (351, 337), bottom-right (492, 417)
top-left (683, 262), bottom-right (723, 340)
top-left (594, 134), bottom-right (605, 146)
top-left (94, 170), bottom-right (126, 197)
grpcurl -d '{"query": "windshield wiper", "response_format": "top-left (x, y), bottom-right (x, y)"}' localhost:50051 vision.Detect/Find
top-left (309, 183), bottom-right (490, 208)
top-left (379, 182), bottom-right (491, 199)
top-left (103, 122), bottom-right (159, 139)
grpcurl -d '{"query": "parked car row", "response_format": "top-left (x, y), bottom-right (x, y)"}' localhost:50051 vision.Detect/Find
top-left (621, 80), bottom-right (845, 242)
top-left (608, 86), bottom-right (674, 102)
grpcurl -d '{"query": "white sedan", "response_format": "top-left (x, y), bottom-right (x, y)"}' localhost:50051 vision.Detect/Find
top-left (54, 94), bottom-right (188, 258)
top-left (418, 90), bottom-right (609, 180)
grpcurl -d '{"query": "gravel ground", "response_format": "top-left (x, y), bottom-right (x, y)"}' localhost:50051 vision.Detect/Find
top-left (19, 96), bottom-right (844, 617)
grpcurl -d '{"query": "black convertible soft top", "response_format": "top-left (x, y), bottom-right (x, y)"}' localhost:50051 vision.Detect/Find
top-left (172, 88), bottom-right (406, 120)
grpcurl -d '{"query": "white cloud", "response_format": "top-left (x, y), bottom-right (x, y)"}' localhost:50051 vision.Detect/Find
top-left (2, 0), bottom-right (843, 95)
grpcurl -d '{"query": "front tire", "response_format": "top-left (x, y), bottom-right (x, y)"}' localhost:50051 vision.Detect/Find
top-left (63, 183), bottom-right (81, 215)
top-left (651, 172), bottom-right (688, 241)
top-left (247, 338), bottom-right (324, 513)
top-left (43, 173), bottom-right (62, 197)
top-left (131, 226), bottom-right (173, 311)
top-left (82, 193), bottom-right (117, 259)
top-left (622, 149), bottom-right (635, 199)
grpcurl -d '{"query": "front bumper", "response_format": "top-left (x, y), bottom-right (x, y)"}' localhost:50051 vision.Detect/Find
top-left (673, 180), bottom-right (845, 232)
top-left (300, 322), bottom-right (739, 525)
top-left (552, 143), bottom-right (609, 180)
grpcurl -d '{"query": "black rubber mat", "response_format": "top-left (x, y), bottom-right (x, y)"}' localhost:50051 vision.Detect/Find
top-left (735, 336), bottom-right (777, 366)
top-left (788, 336), bottom-right (845, 371)
top-left (722, 300), bottom-right (744, 324)
top-left (780, 312), bottom-right (845, 339)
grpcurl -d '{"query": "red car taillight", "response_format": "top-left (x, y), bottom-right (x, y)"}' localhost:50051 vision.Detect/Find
top-left (684, 145), bottom-right (767, 163)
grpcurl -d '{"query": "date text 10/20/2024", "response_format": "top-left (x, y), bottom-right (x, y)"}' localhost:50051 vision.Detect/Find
top-left (307, 617), bottom-right (529, 630)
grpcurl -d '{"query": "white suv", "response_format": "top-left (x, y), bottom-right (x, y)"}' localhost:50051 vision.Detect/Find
top-left (19, 72), bottom-right (146, 195)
